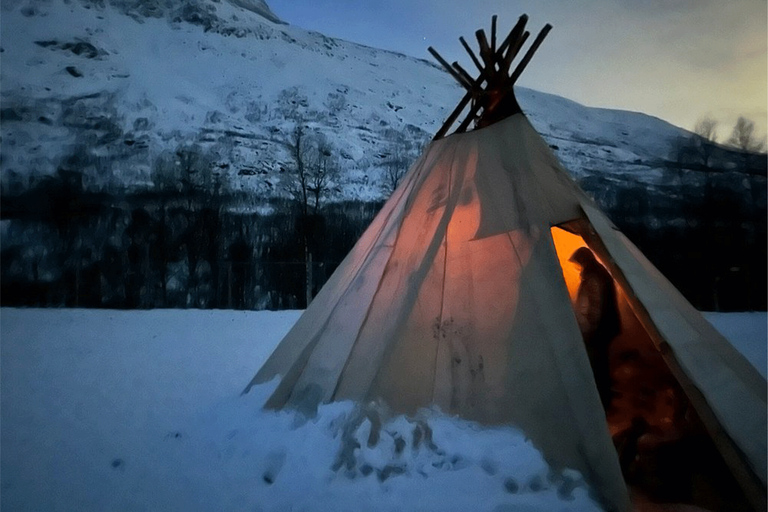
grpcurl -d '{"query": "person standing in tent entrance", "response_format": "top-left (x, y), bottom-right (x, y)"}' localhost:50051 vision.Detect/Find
top-left (569, 247), bottom-right (621, 410)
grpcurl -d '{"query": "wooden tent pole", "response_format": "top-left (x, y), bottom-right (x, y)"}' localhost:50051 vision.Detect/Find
top-left (501, 31), bottom-right (530, 75)
top-left (475, 29), bottom-right (494, 73)
top-left (433, 93), bottom-right (472, 140)
top-left (452, 62), bottom-right (476, 88)
top-left (430, 14), bottom-right (547, 138)
top-left (428, 47), bottom-right (474, 91)
top-left (455, 100), bottom-right (484, 133)
top-left (491, 14), bottom-right (498, 54)
top-left (497, 14), bottom-right (528, 56)
top-left (510, 24), bottom-right (552, 83)
top-left (460, 36), bottom-right (484, 74)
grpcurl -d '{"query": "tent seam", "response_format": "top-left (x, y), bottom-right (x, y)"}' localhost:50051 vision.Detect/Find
top-left (360, 140), bottom-right (464, 403)
top-left (329, 143), bottom-right (449, 401)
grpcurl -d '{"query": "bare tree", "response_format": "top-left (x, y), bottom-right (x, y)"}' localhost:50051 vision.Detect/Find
top-left (285, 123), bottom-right (312, 217)
top-left (728, 116), bottom-right (766, 153)
top-left (307, 138), bottom-right (339, 214)
top-left (150, 153), bottom-right (181, 305)
top-left (692, 116), bottom-right (719, 169)
top-left (379, 131), bottom-right (412, 196)
top-left (694, 116), bottom-right (719, 143)
top-left (153, 144), bottom-right (229, 307)
top-left (284, 124), bottom-right (338, 215)
top-left (726, 117), bottom-right (766, 220)
top-left (283, 122), bottom-right (339, 305)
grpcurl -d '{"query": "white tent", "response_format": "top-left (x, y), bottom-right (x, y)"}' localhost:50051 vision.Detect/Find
top-left (245, 16), bottom-right (766, 512)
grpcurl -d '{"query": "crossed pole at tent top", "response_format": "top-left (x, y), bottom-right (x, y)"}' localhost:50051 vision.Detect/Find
top-left (428, 14), bottom-right (552, 140)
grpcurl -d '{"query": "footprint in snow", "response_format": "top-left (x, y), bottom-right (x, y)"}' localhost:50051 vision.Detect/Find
top-left (262, 450), bottom-right (286, 485)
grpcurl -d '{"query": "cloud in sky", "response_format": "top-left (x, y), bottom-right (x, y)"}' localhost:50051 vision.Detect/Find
top-left (269, 0), bottom-right (766, 137)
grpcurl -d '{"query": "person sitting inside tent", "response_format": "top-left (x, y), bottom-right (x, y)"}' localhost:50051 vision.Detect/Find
top-left (569, 247), bottom-right (621, 410)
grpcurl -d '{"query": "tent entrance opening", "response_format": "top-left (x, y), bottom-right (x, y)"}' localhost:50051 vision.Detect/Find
top-left (550, 224), bottom-right (751, 511)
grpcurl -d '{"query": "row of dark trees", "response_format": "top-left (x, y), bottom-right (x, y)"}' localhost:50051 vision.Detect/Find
top-left (583, 170), bottom-right (766, 311)
top-left (2, 168), bottom-right (764, 312)
top-left (663, 116), bottom-right (766, 310)
top-left (0, 140), bottom-right (380, 310)
top-left (600, 118), bottom-right (767, 311)
top-left (0, 105), bottom-right (425, 310)
top-left (1, 122), bottom-right (765, 311)
top-left (693, 115), bottom-right (765, 154)
top-left (1, 185), bottom-right (380, 310)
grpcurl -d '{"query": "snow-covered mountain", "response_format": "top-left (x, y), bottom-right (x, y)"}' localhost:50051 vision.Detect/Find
top-left (1, 0), bottom-right (694, 202)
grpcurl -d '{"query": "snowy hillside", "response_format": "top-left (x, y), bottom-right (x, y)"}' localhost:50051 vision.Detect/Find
top-left (1, 308), bottom-right (764, 511)
top-left (1, 0), bottom-right (691, 201)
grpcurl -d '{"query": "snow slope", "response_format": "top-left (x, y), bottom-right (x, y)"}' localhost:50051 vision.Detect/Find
top-left (1, 308), bottom-right (765, 511)
top-left (1, 308), bottom-right (601, 512)
top-left (1, 0), bottom-right (688, 200)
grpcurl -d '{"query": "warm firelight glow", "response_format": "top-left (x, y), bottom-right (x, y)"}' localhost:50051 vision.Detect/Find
top-left (550, 224), bottom-right (681, 435)
top-left (549, 225), bottom-right (589, 301)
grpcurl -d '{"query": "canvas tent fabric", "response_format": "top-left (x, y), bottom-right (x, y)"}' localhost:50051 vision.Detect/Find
top-left (245, 114), bottom-right (767, 512)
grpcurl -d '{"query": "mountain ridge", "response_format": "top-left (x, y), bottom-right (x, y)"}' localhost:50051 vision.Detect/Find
top-left (0, 0), bottom-right (744, 204)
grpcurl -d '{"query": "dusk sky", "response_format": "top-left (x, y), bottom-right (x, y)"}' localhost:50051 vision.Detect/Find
top-left (268, 0), bottom-right (767, 140)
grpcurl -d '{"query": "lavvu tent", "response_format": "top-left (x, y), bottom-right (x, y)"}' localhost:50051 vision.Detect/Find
top-left (244, 16), bottom-right (766, 512)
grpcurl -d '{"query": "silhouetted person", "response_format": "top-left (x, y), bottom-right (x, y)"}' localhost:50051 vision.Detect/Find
top-left (570, 247), bottom-right (621, 409)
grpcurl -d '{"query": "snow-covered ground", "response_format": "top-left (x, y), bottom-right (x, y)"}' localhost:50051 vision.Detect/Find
top-left (1, 308), bottom-right (765, 511)
top-left (702, 311), bottom-right (767, 379)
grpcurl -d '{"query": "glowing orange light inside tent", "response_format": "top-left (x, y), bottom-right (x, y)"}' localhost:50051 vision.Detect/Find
top-left (550, 225), bottom-right (589, 301)
top-left (446, 188), bottom-right (482, 243)
top-left (550, 224), bottom-right (684, 436)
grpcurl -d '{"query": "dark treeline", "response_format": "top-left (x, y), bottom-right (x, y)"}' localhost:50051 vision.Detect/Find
top-left (1, 166), bottom-right (381, 310)
top-left (582, 165), bottom-right (767, 311)
top-left (1, 158), bottom-right (766, 312)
